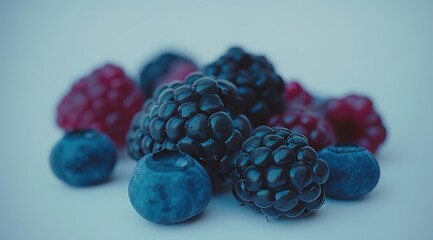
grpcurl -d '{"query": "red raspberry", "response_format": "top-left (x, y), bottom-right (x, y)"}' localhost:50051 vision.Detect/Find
top-left (268, 111), bottom-right (336, 151)
top-left (323, 94), bottom-right (387, 154)
top-left (57, 64), bottom-right (144, 146)
top-left (284, 81), bottom-right (313, 112)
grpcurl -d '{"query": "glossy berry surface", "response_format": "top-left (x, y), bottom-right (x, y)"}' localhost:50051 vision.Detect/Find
top-left (129, 149), bottom-right (211, 224)
top-left (204, 47), bottom-right (285, 127)
top-left (140, 52), bottom-right (197, 97)
top-left (318, 144), bottom-right (380, 199)
top-left (57, 64), bottom-right (144, 146)
top-left (323, 94), bottom-right (387, 154)
top-left (231, 126), bottom-right (329, 219)
top-left (127, 73), bottom-right (252, 184)
top-left (268, 111), bottom-right (336, 151)
top-left (50, 130), bottom-right (117, 186)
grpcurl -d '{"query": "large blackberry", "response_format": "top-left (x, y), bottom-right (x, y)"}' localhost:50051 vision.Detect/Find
top-left (57, 64), bottom-right (144, 146)
top-left (231, 126), bottom-right (329, 219)
top-left (140, 52), bottom-right (197, 97)
top-left (204, 47), bottom-right (285, 127)
top-left (127, 73), bottom-right (253, 184)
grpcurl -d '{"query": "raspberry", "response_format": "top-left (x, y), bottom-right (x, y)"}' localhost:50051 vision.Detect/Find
top-left (230, 126), bottom-right (329, 219)
top-left (323, 94), bottom-right (387, 154)
top-left (127, 73), bottom-right (253, 184)
top-left (204, 47), bottom-right (285, 127)
top-left (140, 52), bottom-right (197, 97)
top-left (57, 64), bottom-right (144, 146)
top-left (268, 111), bottom-right (336, 151)
top-left (284, 81), bottom-right (313, 111)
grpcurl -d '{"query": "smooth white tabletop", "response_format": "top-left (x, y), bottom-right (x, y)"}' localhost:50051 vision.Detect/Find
top-left (1, 1), bottom-right (432, 239)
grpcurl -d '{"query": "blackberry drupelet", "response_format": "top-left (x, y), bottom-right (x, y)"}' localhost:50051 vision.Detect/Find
top-left (140, 52), bottom-right (197, 97)
top-left (204, 47), bottom-right (285, 127)
top-left (127, 73), bottom-right (253, 184)
top-left (57, 64), bottom-right (144, 146)
top-left (231, 126), bottom-right (329, 219)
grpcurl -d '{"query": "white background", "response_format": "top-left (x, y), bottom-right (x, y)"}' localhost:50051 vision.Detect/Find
top-left (1, 1), bottom-right (432, 239)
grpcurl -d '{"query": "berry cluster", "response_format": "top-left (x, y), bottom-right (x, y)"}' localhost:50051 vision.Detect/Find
top-left (268, 81), bottom-right (387, 153)
top-left (51, 48), bottom-right (387, 225)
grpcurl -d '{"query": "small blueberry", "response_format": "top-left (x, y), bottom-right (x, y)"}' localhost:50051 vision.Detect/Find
top-left (318, 144), bottom-right (380, 199)
top-left (50, 130), bottom-right (117, 186)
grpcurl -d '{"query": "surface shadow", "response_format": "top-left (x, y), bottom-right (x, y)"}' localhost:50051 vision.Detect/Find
top-left (211, 184), bottom-right (232, 196)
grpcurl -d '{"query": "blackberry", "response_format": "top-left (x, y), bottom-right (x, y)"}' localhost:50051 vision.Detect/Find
top-left (268, 111), bottom-right (336, 151)
top-left (140, 52), bottom-right (197, 97)
top-left (231, 126), bottom-right (329, 219)
top-left (204, 47), bottom-right (285, 127)
top-left (57, 64), bottom-right (144, 146)
top-left (127, 73), bottom-right (253, 184)
top-left (323, 94), bottom-right (387, 154)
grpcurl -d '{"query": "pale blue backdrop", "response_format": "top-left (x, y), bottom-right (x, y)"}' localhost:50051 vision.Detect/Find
top-left (1, 1), bottom-right (432, 239)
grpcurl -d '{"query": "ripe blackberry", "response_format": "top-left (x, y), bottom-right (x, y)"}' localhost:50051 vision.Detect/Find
top-left (231, 126), bottom-right (329, 219)
top-left (323, 94), bottom-right (387, 154)
top-left (140, 52), bottom-right (197, 97)
top-left (57, 64), bottom-right (144, 146)
top-left (204, 47), bottom-right (285, 127)
top-left (127, 73), bottom-right (253, 184)
top-left (268, 111), bottom-right (336, 151)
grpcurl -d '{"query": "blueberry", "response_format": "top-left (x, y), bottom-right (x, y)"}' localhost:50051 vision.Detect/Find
top-left (50, 130), bottom-right (117, 186)
top-left (128, 149), bottom-right (211, 224)
top-left (318, 144), bottom-right (380, 199)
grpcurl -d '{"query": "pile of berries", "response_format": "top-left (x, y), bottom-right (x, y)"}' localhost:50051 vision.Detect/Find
top-left (51, 47), bottom-right (387, 225)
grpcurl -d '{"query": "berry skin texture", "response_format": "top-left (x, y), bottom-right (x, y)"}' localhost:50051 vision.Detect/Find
top-left (268, 111), bottom-right (336, 151)
top-left (140, 52), bottom-right (198, 97)
top-left (128, 149), bottom-right (211, 224)
top-left (50, 130), bottom-right (117, 186)
top-left (231, 126), bottom-right (329, 219)
top-left (127, 73), bottom-right (253, 184)
top-left (318, 144), bottom-right (380, 199)
top-left (323, 94), bottom-right (387, 154)
top-left (284, 81), bottom-right (313, 111)
top-left (204, 47), bottom-right (285, 127)
top-left (57, 64), bottom-right (144, 146)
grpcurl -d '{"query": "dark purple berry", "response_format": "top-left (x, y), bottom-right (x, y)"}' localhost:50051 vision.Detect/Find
top-left (230, 126), bottom-right (329, 218)
top-left (127, 73), bottom-right (253, 184)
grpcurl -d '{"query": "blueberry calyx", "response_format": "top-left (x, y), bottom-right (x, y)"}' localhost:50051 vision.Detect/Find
top-left (145, 149), bottom-right (194, 172)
